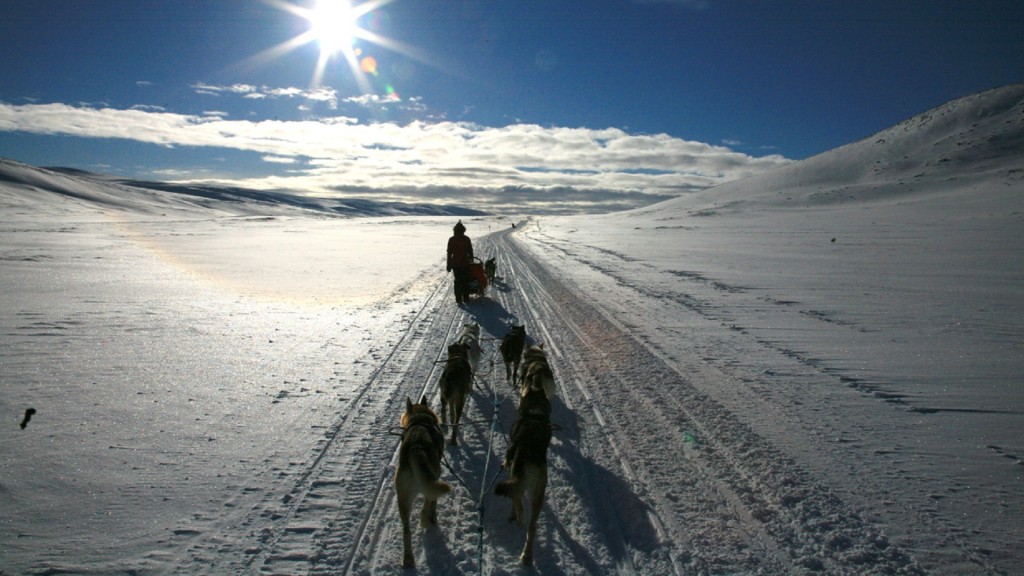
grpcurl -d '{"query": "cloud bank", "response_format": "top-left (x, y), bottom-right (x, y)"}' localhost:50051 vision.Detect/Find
top-left (0, 100), bottom-right (789, 213)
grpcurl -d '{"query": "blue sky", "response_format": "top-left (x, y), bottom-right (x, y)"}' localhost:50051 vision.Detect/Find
top-left (1, 0), bottom-right (1022, 212)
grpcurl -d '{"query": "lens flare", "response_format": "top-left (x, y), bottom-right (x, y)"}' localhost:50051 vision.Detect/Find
top-left (360, 56), bottom-right (378, 75)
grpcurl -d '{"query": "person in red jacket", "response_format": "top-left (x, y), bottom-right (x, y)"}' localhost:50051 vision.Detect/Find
top-left (446, 220), bottom-right (474, 304)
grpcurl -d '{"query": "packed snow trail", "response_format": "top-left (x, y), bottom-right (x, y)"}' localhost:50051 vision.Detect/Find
top-left (190, 223), bottom-right (920, 575)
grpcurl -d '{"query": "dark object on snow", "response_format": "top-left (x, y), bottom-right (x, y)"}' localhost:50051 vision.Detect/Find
top-left (501, 325), bottom-right (527, 382)
top-left (20, 408), bottom-right (36, 429)
top-left (484, 257), bottom-right (497, 282)
top-left (447, 220), bottom-right (475, 303)
top-left (495, 367), bottom-right (552, 566)
top-left (467, 257), bottom-right (489, 298)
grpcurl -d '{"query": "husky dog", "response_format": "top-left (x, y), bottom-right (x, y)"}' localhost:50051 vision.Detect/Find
top-left (439, 343), bottom-right (473, 445)
top-left (519, 344), bottom-right (556, 403)
top-left (484, 257), bottom-right (497, 282)
top-left (456, 322), bottom-right (482, 375)
top-left (395, 396), bottom-right (451, 569)
top-left (495, 374), bottom-right (553, 565)
top-left (500, 325), bottom-right (527, 382)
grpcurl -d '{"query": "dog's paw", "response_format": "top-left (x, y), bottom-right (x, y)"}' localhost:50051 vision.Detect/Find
top-left (520, 550), bottom-right (534, 566)
top-left (421, 510), bottom-right (439, 528)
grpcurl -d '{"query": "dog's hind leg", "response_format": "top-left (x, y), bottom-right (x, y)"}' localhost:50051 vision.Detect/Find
top-left (520, 475), bottom-right (547, 565)
top-left (511, 490), bottom-right (525, 527)
top-left (495, 477), bottom-right (523, 524)
top-left (446, 391), bottom-right (460, 445)
top-left (421, 495), bottom-right (439, 528)
top-left (447, 401), bottom-right (456, 445)
top-left (439, 382), bottom-right (449, 427)
top-left (421, 478), bottom-right (451, 528)
top-left (449, 414), bottom-right (458, 445)
top-left (396, 485), bottom-right (416, 568)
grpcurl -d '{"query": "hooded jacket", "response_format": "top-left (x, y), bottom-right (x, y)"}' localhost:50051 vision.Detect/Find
top-left (447, 222), bottom-right (473, 269)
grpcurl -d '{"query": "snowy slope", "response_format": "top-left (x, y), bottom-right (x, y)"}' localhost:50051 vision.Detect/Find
top-left (2, 85), bottom-right (1022, 575)
top-left (641, 83), bottom-right (1024, 214)
top-left (1, 158), bottom-right (486, 218)
top-left (513, 84), bottom-right (1024, 574)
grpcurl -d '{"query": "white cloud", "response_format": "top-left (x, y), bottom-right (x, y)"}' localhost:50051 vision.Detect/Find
top-left (342, 93), bottom-right (428, 113)
top-left (193, 83), bottom-right (339, 109)
top-left (344, 94), bottom-right (398, 106)
top-left (262, 155), bottom-right (299, 164)
top-left (263, 86), bottom-right (305, 98)
top-left (0, 101), bottom-right (790, 212)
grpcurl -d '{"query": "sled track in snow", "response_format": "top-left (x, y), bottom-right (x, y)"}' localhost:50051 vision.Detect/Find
top-left (502, 226), bottom-right (924, 575)
top-left (230, 262), bottom-right (470, 574)
top-left (192, 224), bottom-right (926, 574)
top-left (491, 242), bottom-right (677, 575)
top-left (331, 234), bottom-right (538, 575)
top-left (308, 229), bottom-right (690, 575)
top-left (316, 226), bottom-right (921, 574)
top-left (326, 279), bottom-right (469, 576)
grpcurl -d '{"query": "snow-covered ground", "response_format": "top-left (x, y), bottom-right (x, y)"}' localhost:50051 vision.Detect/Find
top-left (2, 85), bottom-right (1022, 575)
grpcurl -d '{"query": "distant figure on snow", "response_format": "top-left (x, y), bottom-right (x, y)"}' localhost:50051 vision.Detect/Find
top-left (446, 220), bottom-right (474, 304)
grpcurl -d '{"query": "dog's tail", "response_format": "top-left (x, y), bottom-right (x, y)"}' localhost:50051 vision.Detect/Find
top-left (430, 480), bottom-right (453, 498)
top-left (494, 478), bottom-right (518, 498)
top-left (412, 448), bottom-right (452, 498)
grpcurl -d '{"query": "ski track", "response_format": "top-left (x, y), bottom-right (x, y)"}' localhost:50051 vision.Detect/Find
top-left (255, 272), bottom-right (470, 575)
top-left (519, 227), bottom-right (1005, 575)
top-left (166, 224), bottom-right (929, 575)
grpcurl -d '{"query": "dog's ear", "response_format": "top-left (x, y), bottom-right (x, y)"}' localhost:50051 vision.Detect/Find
top-left (419, 394), bottom-right (429, 406)
top-left (406, 397), bottom-right (414, 412)
top-left (538, 342), bottom-right (545, 350)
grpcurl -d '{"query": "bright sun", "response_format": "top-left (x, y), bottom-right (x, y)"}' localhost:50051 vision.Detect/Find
top-left (307, 0), bottom-right (358, 56)
top-left (254, 0), bottom-right (416, 91)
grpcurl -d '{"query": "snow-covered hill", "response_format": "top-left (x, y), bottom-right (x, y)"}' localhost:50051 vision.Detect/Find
top-left (639, 82), bottom-right (1024, 213)
top-left (0, 158), bottom-right (486, 218)
top-left (1, 85), bottom-right (1021, 575)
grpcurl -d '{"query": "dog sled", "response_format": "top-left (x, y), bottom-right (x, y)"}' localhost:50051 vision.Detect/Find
top-left (467, 257), bottom-right (489, 297)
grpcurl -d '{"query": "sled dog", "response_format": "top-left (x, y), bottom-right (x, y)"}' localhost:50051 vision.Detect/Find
top-left (519, 344), bottom-right (556, 403)
top-left (495, 373), bottom-right (553, 565)
top-left (439, 343), bottom-right (473, 445)
top-left (500, 325), bottom-right (527, 382)
top-left (395, 396), bottom-right (451, 569)
top-left (456, 322), bottom-right (482, 375)
top-left (484, 257), bottom-right (497, 282)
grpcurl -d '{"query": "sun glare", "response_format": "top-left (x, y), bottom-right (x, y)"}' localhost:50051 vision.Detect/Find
top-left (308, 0), bottom-right (358, 56)
top-left (250, 0), bottom-right (426, 95)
